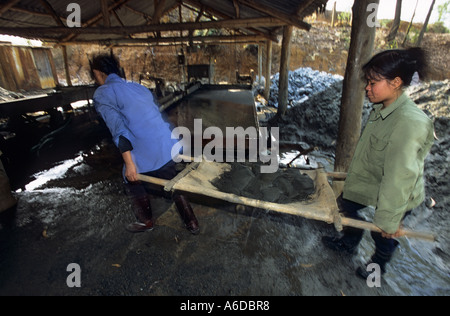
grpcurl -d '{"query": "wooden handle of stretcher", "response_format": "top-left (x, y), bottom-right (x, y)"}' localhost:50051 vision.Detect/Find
top-left (339, 217), bottom-right (436, 242)
top-left (326, 172), bottom-right (436, 242)
top-left (137, 173), bottom-right (436, 242)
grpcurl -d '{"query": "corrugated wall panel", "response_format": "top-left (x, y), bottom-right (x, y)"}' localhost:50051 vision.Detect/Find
top-left (0, 46), bottom-right (57, 92)
top-left (17, 47), bottom-right (42, 90)
top-left (32, 49), bottom-right (57, 89)
top-left (0, 46), bottom-right (19, 91)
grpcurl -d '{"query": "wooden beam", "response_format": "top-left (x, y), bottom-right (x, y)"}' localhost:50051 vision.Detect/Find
top-left (112, 9), bottom-right (125, 27)
top-left (0, 17), bottom-right (286, 38)
top-left (62, 0), bottom-right (132, 42)
top-left (233, 0), bottom-right (240, 19)
top-left (101, 0), bottom-right (111, 27)
top-left (10, 5), bottom-right (67, 20)
top-left (258, 43), bottom-right (263, 84)
top-left (264, 40), bottom-right (273, 101)
top-left (237, 0), bottom-right (311, 31)
top-left (180, 1), bottom-right (215, 21)
top-left (188, 4), bottom-right (205, 40)
top-left (39, 0), bottom-right (65, 26)
top-left (295, 0), bottom-right (317, 16)
top-left (0, 0), bottom-right (20, 16)
top-left (184, 0), bottom-right (278, 42)
top-left (123, 4), bottom-right (152, 22)
top-left (59, 34), bottom-right (269, 46)
top-left (194, 7), bottom-right (204, 22)
top-left (277, 25), bottom-right (294, 116)
top-left (61, 46), bottom-right (72, 87)
top-left (334, 0), bottom-right (379, 173)
top-left (153, 0), bottom-right (167, 23)
top-left (80, 0), bottom-right (131, 27)
top-left (112, 9), bottom-right (134, 39)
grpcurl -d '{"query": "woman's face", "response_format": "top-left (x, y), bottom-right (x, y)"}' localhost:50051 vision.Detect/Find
top-left (365, 74), bottom-right (402, 108)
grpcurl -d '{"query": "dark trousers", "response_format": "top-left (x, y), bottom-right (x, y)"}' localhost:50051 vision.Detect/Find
top-left (124, 160), bottom-right (179, 198)
top-left (123, 160), bottom-right (199, 233)
top-left (337, 194), bottom-right (408, 257)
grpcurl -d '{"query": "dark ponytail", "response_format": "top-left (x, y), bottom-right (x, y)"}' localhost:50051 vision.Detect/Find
top-left (363, 47), bottom-right (429, 87)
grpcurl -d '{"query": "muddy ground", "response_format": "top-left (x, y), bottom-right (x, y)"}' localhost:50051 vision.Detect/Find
top-left (0, 138), bottom-right (400, 296)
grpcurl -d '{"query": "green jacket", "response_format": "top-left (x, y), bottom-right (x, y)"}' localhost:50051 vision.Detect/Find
top-left (343, 92), bottom-right (434, 234)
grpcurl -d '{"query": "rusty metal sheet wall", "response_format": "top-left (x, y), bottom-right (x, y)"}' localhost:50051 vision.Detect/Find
top-left (0, 45), bottom-right (57, 92)
top-left (31, 49), bottom-right (58, 89)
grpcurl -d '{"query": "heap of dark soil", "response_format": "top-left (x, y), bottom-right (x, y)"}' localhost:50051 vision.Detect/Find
top-left (211, 162), bottom-right (315, 204)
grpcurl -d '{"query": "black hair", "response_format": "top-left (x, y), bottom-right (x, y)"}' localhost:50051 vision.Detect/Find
top-left (363, 47), bottom-right (429, 87)
top-left (90, 53), bottom-right (121, 76)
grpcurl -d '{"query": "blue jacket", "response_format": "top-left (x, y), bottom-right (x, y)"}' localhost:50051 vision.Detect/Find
top-left (94, 74), bottom-right (176, 176)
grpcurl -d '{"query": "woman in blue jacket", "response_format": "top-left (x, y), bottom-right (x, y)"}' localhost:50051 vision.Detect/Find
top-left (91, 54), bottom-right (199, 234)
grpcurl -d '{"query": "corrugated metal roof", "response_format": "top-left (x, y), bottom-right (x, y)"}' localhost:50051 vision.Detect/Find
top-left (0, 0), bottom-right (327, 45)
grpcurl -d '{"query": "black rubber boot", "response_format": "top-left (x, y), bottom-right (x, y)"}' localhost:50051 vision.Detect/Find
top-left (356, 242), bottom-right (398, 279)
top-left (322, 236), bottom-right (359, 255)
top-left (173, 194), bottom-right (200, 235)
top-left (322, 226), bottom-right (364, 255)
top-left (126, 195), bottom-right (154, 233)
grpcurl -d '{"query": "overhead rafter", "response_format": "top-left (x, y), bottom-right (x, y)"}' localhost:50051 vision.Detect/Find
top-left (0, 17), bottom-right (286, 38)
top-left (183, 0), bottom-right (278, 42)
top-left (61, 34), bottom-right (269, 46)
top-left (233, 0), bottom-right (240, 19)
top-left (237, 0), bottom-right (311, 31)
top-left (62, 0), bottom-right (133, 42)
top-left (0, 0), bottom-right (327, 46)
top-left (38, 0), bottom-right (65, 26)
top-left (101, 0), bottom-right (111, 27)
top-left (0, 0), bottom-right (21, 16)
top-left (296, 0), bottom-right (319, 16)
top-left (152, 0), bottom-right (167, 23)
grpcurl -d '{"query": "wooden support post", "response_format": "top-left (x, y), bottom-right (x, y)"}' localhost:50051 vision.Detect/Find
top-left (331, 1), bottom-right (337, 27)
top-left (61, 45), bottom-right (72, 87)
top-left (277, 25), bottom-right (293, 116)
top-left (258, 42), bottom-right (262, 85)
top-left (264, 40), bottom-right (273, 101)
top-left (334, 0), bottom-right (378, 174)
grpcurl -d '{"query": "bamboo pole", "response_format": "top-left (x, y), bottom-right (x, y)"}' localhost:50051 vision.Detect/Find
top-left (137, 173), bottom-right (331, 223)
top-left (340, 217), bottom-right (436, 242)
top-left (326, 171), bottom-right (347, 180)
top-left (136, 172), bottom-right (436, 242)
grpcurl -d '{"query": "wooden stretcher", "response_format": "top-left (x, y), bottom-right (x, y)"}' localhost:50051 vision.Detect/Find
top-left (137, 161), bottom-right (436, 242)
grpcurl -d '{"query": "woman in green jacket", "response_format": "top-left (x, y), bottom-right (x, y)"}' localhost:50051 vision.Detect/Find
top-left (322, 48), bottom-right (435, 279)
